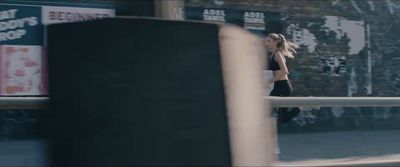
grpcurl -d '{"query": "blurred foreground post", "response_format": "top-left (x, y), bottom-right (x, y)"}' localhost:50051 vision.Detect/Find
top-left (220, 25), bottom-right (275, 166)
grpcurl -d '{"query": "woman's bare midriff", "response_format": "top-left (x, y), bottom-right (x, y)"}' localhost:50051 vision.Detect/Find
top-left (273, 71), bottom-right (289, 81)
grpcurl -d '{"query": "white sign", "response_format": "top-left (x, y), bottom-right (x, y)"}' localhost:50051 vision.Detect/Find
top-left (203, 9), bottom-right (225, 22)
top-left (244, 11), bottom-right (266, 31)
top-left (42, 6), bottom-right (115, 25)
top-left (244, 12), bottom-right (265, 24)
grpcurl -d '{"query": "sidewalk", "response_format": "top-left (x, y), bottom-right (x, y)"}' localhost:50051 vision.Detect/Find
top-left (0, 139), bottom-right (47, 166)
top-left (278, 130), bottom-right (400, 166)
top-left (1, 131), bottom-right (400, 166)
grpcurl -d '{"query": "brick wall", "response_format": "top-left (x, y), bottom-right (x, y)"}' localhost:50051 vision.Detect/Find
top-left (185, 0), bottom-right (400, 132)
top-left (186, 0), bottom-right (400, 97)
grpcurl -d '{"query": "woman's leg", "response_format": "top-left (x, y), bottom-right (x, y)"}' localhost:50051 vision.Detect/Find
top-left (275, 81), bottom-right (300, 123)
top-left (269, 84), bottom-right (281, 154)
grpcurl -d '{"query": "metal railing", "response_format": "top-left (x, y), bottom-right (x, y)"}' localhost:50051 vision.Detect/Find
top-left (0, 97), bottom-right (48, 109)
top-left (266, 96), bottom-right (400, 107)
top-left (1, 96), bottom-right (400, 166)
top-left (2, 96), bottom-right (400, 109)
top-left (1, 96), bottom-right (400, 108)
top-left (264, 96), bottom-right (400, 167)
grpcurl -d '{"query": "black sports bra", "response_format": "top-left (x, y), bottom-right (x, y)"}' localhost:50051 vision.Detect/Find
top-left (269, 51), bottom-right (280, 71)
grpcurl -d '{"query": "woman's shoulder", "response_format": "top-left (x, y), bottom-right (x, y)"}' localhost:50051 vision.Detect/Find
top-left (274, 51), bottom-right (283, 58)
top-left (274, 52), bottom-right (286, 61)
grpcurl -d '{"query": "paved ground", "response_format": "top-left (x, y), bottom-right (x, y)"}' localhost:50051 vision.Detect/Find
top-left (0, 139), bottom-right (48, 166)
top-left (278, 130), bottom-right (400, 166)
top-left (1, 131), bottom-right (400, 166)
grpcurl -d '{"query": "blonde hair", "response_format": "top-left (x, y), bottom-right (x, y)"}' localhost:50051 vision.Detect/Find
top-left (267, 33), bottom-right (298, 58)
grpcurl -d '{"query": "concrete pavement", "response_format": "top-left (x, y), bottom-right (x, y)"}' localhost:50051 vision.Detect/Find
top-left (1, 130), bottom-right (400, 166)
top-left (278, 130), bottom-right (400, 166)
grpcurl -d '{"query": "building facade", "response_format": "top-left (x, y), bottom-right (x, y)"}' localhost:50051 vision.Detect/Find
top-left (183, 0), bottom-right (400, 132)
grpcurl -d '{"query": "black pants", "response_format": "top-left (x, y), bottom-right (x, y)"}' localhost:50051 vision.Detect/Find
top-left (270, 80), bottom-right (292, 97)
top-left (269, 80), bottom-right (299, 123)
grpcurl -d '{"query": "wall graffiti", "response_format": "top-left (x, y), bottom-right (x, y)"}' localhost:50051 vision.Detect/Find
top-left (185, 0), bottom-right (400, 132)
top-left (322, 16), bottom-right (365, 55)
top-left (387, 57), bottom-right (400, 91)
top-left (292, 107), bottom-right (318, 127)
top-left (282, 11), bottom-right (399, 130)
top-left (320, 55), bottom-right (346, 76)
top-left (332, 0), bottom-right (400, 15)
top-left (348, 67), bottom-right (358, 96)
top-left (285, 15), bottom-right (364, 78)
top-left (387, 0), bottom-right (400, 15)
top-left (367, 0), bottom-right (376, 11)
top-left (350, 0), bottom-right (363, 14)
top-left (286, 23), bottom-right (317, 53)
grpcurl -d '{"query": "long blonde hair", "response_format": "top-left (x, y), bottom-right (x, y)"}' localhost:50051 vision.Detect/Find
top-left (267, 33), bottom-right (298, 58)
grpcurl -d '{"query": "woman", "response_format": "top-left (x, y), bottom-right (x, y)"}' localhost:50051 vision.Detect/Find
top-left (265, 33), bottom-right (300, 123)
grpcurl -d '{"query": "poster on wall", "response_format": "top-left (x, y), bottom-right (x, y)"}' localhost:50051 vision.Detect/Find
top-left (41, 6), bottom-right (115, 25)
top-left (0, 5), bottom-right (43, 45)
top-left (0, 45), bottom-right (44, 95)
top-left (243, 11), bottom-right (266, 31)
top-left (184, 7), bottom-right (282, 36)
top-left (0, 3), bottom-right (115, 96)
top-left (184, 7), bottom-right (225, 23)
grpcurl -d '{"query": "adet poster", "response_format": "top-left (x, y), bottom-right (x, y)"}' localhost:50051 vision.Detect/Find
top-left (184, 7), bottom-right (281, 36)
top-left (0, 3), bottom-right (115, 96)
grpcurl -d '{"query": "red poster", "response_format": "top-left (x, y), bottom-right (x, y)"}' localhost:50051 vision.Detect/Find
top-left (0, 45), bottom-right (47, 95)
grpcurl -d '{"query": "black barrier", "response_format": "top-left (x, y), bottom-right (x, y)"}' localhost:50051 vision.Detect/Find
top-left (47, 18), bottom-right (231, 166)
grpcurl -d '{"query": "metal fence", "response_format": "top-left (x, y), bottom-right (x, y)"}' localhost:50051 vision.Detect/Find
top-left (2, 96), bottom-right (400, 166)
top-left (265, 96), bottom-right (400, 167)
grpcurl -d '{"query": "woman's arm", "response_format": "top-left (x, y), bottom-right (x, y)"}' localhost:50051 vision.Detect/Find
top-left (262, 51), bottom-right (269, 70)
top-left (269, 53), bottom-right (289, 83)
